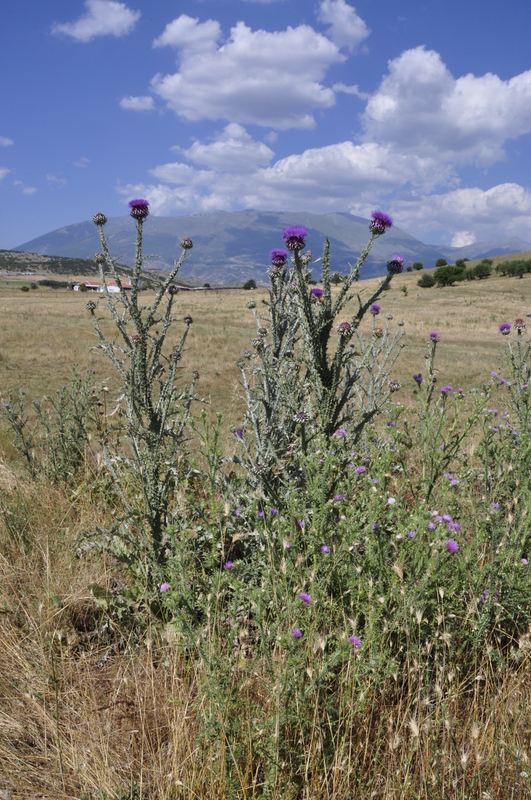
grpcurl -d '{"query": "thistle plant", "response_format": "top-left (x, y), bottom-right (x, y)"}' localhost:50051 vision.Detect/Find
top-left (234, 212), bottom-right (405, 499)
top-left (87, 200), bottom-right (197, 565)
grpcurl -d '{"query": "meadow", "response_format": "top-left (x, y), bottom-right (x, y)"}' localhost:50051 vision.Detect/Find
top-left (0, 226), bottom-right (530, 800)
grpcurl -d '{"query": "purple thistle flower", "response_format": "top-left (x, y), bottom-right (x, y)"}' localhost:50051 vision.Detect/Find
top-left (234, 428), bottom-right (244, 439)
top-left (311, 287), bottom-right (323, 298)
top-left (299, 592), bottom-right (312, 604)
top-left (332, 428), bottom-right (347, 438)
top-left (522, 558), bottom-right (528, 565)
top-left (292, 628), bottom-right (302, 638)
top-left (270, 248), bottom-right (288, 267)
top-left (372, 522), bottom-right (379, 531)
top-left (407, 530), bottom-right (416, 539)
top-left (337, 321), bottom-right (352, 336)
top-left (349, 635), bottom-right (361, 648)
top-left (270, 508), bottom-right (279, 515)
top-left (428, 521), bottom-right (435, 531)
top-left (490, 502), bottom-right (499, 511)
top-left (355, 466), bottom-right (366, 475)
top-left (282, 225), bottom-right (307, 250)
top-left (440, 385), bottom-right (453, 394)
top-left (370, 304), bottom-right (381, 315)
top-left (441, 513), bottom-right (452, 523)
top-left (160, 582), bottom-right (170, 593)
top-left (448, 521), bottom-right (460, 531)
top-left (430, 332), bottom-right (440, 342)
top-left (321, 544), bottom-right (330, 553)
top-left (413, 373), bottom-right (423, 385)
top-left (257, 511), bottom-right (264, 518)
top-left (224, 561), bottom-right (234, 570)
top-left (334, 493), bottom-right (346, 502)
top-left (499, 322), bottom-right (511, 335)
top-left (446, 539), bottom-right (459, 553)
top-left (387, 254), bottom-right (405, 274)
top-left (298, 520), bottom-right (305, 529)
top-left (369, 210), bottom-right (393, 235)
top-left (128, 198), bottom-right (149, 220)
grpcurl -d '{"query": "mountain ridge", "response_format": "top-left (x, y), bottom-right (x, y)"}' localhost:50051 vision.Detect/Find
top-left (14, 210), bottom-right (531, 286)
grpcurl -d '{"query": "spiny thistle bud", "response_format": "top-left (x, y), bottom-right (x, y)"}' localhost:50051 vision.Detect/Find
top-left (167, 284), bottom-right (179, 295)
top-left (128, 199), bottom-right (149, 220)
top-left (94, 252), bottom-right (106, 264)
top-left (267, 266), bottom-right (280, 279)
top-left (131, 333), bottom-right (141, 344)
top-left (294, 411), bottom-right (309, 424)
top-left (86, 300), bottom-right (97, 312)
top-left (389, 380), bottom-right (401, 391)
top-left (258, 327), bottom-right (268, 336)
top-left (499, 323), bottom-right (511, 335)
top-left (243, 349), bottom-right (252, 359)
top-left (183, 314), bottom-right (193, 325)
top-left (192, 370), bottom-right (199, 379)
top-left (373, 327), bottom-right (384, 338)
top-left (337, 321), bottom-right (352, 336)
top-left (515, 318), bottom-right (526, 331)
top-left (170, 348), bottom-right (182, 361)
top-left (282, 225), bottom-right (307, 251)
top-left (93, 212), bottom-right (107, 226)
top-left (246, 300), bottom-right (256, 309)
top-left (300, 249), bottom-right (313, 266)
top-left (369, 210), bottom-right (393, 235)
top-left (387, 254), bottom-right (405, 274)
top-left (252, 337), bottom-right (265, 349)
top-left (180, 236), bottom-right (194, 250)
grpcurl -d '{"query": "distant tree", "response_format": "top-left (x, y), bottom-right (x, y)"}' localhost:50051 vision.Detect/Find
top-left (330, 272), bottom-right (343, 284)
top-left (455, 258), bottom-right (467, 269)
top-left (435, 258), bottom-right (448, 268)
top-left (434, 264), bottom-right (466, 287)
top-left (406, 266), bottom-right (413, 272)
top-left (20, 285), bottom-right (30, 292)
top-left (412, 262), bottom-right (423, 271)
top-left (417, 273), bottom-right (435, 288)
top-left (203, 283), bottom-right (211, 289)
top-left (243, 279), bottom-right (257, 290)
top-left (473, 261), bottom-right (492, 280)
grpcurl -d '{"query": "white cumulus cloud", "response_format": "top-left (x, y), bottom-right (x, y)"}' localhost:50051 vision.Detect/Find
top-left (176, 123), bottom-right (275, 172)
top-left (0, 136), bottom-right (13, 147)
top-left (363, 46), bottom-right (531, 166)
top-left (150, 16), bottom-right (343, 129)
top-left (317, 0), bottom-right (370, 51)
top-left (120, 95), bottom-right (155, 111)
top-left (52, 0), bottom-right (140, 42)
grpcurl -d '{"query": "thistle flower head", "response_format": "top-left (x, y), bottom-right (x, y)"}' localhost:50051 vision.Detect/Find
top-left (349, 635), bottom-right (361, 648)
top-left (299, 592), bottom-right (312, 604)
top-left (180, 236), bottom-right (194, 249)
top-left (499, 322), bottom-right (511, 335)
top-left (387, 254), bottom-right (405, 274)
top-left (337, 321), bottom-right (352, 336)
top-left (282, 225), bottom-right (307, 250)
top-left (413, 373), bottom-right (423, 385)
top-left (86, 300), bottom-right (97, 312)
top-left (446, 539), bottom-right (459, 553)
top-left (128, 199), bottom-right (149, 220)
top-left (92, 212), bottom-right (107, 226)
top-left (292, 628), bottom-right (302, 638)
top-left (430, 331), bottom-right (440, 342)
top-left (183, 314), bottom-right (193, 325)
top-left (311, 287), bottom-right (323, 299)
top-left (370, 304), bottom-right (381, 315)
top-left (270, 248), bottom-right (288, 267)
top-left (167, 284), bottom-right (179, 295)
top-left (94, 252), bottom-right (106, 264)
top-left (369, 210), bottom-right (393, 235)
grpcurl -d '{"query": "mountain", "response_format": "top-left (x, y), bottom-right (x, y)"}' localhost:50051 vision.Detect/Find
top-left (14, 210), bottom-right (531, 285)
top-left (434, 236), bottom-right (531, 262)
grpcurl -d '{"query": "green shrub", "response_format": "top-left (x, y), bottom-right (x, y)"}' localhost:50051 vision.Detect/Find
top-left (417, 272), bottom-right (435, 288)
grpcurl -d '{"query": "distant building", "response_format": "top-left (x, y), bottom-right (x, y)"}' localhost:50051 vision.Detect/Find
top-left (73, 280), bottom-right (132, 293)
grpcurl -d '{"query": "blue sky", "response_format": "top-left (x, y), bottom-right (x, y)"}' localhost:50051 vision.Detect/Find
top-left (2, 0), bottom-right (531, 249)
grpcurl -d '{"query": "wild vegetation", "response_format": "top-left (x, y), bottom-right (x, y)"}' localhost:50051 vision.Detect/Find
top-left (0, 204), bottom-right (530, 800)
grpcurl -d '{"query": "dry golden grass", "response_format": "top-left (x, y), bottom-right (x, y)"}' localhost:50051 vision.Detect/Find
top-left (1, 271), bottom-right (529, 416)
top-left (1, 273), bottom-right (531, 799)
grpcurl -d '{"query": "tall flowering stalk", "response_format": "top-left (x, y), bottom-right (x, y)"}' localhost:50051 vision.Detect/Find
top-left (88, 200), bottom-right (197, 564)
top-left (236, 211), bottom-right (404, 499)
